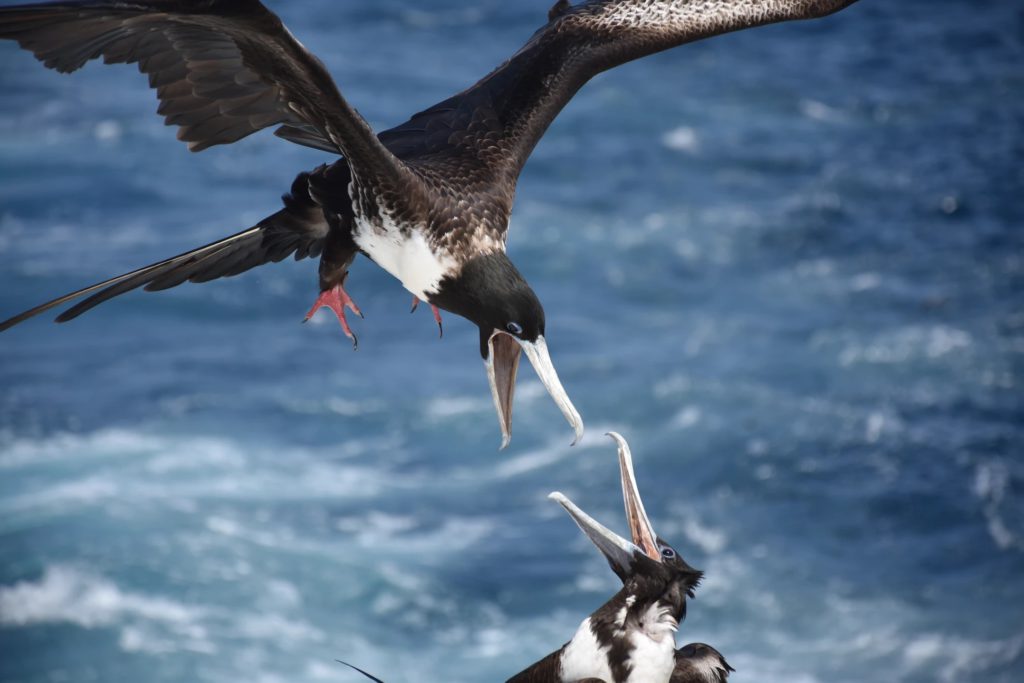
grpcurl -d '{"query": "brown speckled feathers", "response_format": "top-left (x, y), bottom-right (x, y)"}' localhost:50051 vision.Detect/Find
top-left (0, 0), bottom-right (859, 328)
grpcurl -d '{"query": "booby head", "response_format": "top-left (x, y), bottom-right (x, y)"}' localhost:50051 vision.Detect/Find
top-left (672, 643), bottom-right (734, 683)
top-left (550, 432), bottom-right (702, 622)
top-left (432, 252), bottom-right (583, 449)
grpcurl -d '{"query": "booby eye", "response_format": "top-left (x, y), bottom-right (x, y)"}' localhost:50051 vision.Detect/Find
top-left (506, 322), bottom-right (523, 335)
top-left (661, 546), bottom-right (676, 560)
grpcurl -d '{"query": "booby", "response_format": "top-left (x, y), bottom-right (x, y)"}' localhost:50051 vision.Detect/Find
top-left (0, 0), bottom-right (859, 447)
top-left (507, 432), bottom-right (703, 683)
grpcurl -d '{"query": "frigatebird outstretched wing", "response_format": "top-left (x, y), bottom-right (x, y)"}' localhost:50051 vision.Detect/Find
top-left (378, 0), bottom-right (859, 186)
top-left (0, 0), bottom-right (860, 328)
top-left (0, 0), bottom-right (405, 181)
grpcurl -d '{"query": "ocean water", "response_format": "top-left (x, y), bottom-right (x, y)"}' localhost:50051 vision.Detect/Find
top-left (0, 1), bottom-right (1021, 681)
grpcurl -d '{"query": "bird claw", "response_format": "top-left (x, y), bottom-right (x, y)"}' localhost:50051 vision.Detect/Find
top-left (410, 296), bottom-right (443, 338)
top-left (432, 304), bottom-right (443, 338)
top-left (304, 284), bottom-right (361, 349)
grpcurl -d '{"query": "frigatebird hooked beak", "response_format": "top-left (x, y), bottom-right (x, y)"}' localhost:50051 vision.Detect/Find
top-left (485, 329), bottom-right (583, 450)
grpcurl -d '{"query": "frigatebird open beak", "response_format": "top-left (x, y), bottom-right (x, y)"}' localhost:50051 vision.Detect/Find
top-left (549, 433), bottom-right (662, 578)
top-left (486, 330), bottom-right (584, 450)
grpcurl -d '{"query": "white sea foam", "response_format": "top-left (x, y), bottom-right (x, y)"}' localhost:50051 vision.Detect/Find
top-left (902, 631), bottom-right (1024, 682)
top-left (0, 428), bottom-right (161, 469)
top-left (0, 565), bottom-right (201, 629)
top-left (973, 460), bottom-right (1021, 550)
top-left (799, 98), bottom-right (846, 123)
top-left (670, 405), bottom-right (702, 430)
top-left (93, 120), bottom-right (122, 142)
top-left (235, 613), bottom-right (324, 646)
top-left (494, 426), bottom-right (617, 478)
top-left (0, 428), bottom-right (393, 526)
top-left (849, 272), bottom-right (883, 292)
top-left (425, 395), bottom-right (488, 418)
top-left (661, 126), bottom-right (700, 154)
top-left (836, 325), bottom-right (973, 366)
top-left (681, 518), bottom-right (728, 555)
top-left (0, 564), bottom-right (334, 659)
top-left (278, 395), bottom-right (385, 418)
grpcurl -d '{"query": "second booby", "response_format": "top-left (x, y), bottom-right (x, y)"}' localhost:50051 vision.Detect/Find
top-left (672, 643), bottom-right (734, 683)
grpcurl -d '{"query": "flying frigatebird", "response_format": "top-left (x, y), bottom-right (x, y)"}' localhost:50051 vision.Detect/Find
top-left (0, 0), bottom-right (859, 447)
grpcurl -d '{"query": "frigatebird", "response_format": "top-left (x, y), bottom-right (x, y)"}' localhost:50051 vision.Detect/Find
top-left (0, 0), bottom-right (859, 447)
top-left (506, 432), bottom-right (707, 683)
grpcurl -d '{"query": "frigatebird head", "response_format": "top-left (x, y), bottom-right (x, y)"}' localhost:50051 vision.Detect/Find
top-left (549, 433), bottom-right (702, 623)
top-left (432, 252), bottom-right (583, 449)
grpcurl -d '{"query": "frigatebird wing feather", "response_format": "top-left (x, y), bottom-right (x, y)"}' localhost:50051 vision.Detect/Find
top-left (383, 0), bottom-right (858, 195)
top-left (0, 0), bottom-right (404, 183)
top-left (0, 171), bottom-right (329, 331)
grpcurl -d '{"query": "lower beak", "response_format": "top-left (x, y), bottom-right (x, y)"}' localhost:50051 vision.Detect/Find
top-left (485, 331), bottom-right (584, 450)
top-left (549, 491), bottom-right (641, 579)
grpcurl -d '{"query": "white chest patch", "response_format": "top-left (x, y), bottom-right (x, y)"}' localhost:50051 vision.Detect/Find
top-left (559, 617), bottom-right (614, 683)
top-left (624, 603), bottom-right (678, 683)
top-left (625, 629), bottom-right (676, 683)
top-left (352, 215), bottom-right (456, 301)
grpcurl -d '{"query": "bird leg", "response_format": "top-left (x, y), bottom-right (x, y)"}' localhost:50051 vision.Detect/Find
top-left (410, 295), bottom-right (443, 338)
top-left (304, 281), bottom-right (363, 348)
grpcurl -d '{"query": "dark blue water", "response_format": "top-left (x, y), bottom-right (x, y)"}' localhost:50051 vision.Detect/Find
top-left (0, 1), bottom-right (1021, 682)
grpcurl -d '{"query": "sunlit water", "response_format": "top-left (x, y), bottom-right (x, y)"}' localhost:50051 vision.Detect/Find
top-left (0, 1), bottom-right (1021, 682)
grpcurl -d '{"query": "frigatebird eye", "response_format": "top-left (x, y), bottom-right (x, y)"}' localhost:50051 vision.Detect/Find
top-left (506, 322), bottom-right (523, 335)
top-left (661, 546), bottom-right (676, 560)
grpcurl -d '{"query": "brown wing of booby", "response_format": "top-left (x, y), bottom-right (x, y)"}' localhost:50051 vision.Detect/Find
top-left (505, 648), bottom-right (567, 683)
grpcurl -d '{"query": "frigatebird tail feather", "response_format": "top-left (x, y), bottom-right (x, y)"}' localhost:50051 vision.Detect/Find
top-left (0, 173), bottom-right (328, 332)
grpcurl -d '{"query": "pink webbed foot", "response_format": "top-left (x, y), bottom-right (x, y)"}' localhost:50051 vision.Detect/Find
top-left (410, 296), bottom-right (443, 338)
top-left (304, 283), bottom-right (363, 349)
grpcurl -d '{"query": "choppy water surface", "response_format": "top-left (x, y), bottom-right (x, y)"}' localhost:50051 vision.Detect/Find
top-left (1, 1), bottom-right (1022, 682)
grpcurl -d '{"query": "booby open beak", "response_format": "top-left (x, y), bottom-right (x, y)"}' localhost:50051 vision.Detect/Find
top-left (549, 433), bottom-right (662, 578)
top-left (610, 431), bottom-right (660, 561)
top-left (486, 330), bottom-right (584, 450)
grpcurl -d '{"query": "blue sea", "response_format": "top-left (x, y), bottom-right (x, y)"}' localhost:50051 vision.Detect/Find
top-left (0, 1), bottom-right (1021, 681)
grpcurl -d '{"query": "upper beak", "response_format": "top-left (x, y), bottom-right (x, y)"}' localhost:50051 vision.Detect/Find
top-left (610, 431), bottom-right (660, 561)
top-left (549, 433), bottom-right (662, 578)
top-left (485, 330), bottom-right (584, 450)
